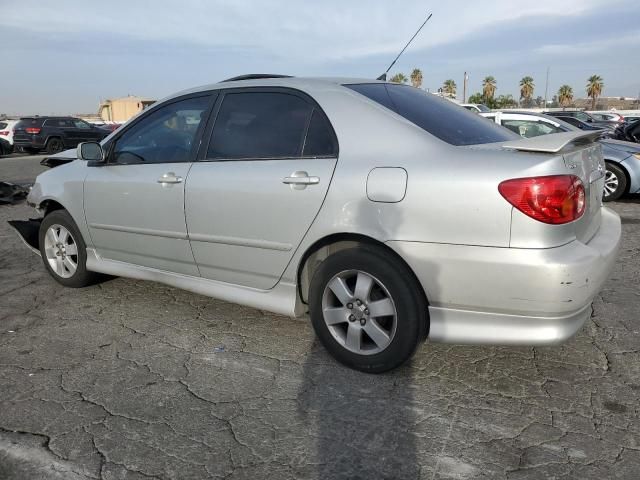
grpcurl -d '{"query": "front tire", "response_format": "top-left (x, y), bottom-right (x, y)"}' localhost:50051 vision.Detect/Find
top-left (39, 210), bottom-right (100, 287)
top-left (603, 162), bottom-right (627, 202)
top-left (309, 247), bottom-right (427, 373)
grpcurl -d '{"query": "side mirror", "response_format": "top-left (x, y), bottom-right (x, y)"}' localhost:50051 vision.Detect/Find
top-left (77, 142), bottom-right (104, 162)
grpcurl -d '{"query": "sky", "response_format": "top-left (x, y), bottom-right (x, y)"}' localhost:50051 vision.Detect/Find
top-left (1, 0), bottom-right (639, 115)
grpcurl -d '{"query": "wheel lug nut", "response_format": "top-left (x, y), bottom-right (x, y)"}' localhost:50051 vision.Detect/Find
top-left (364, 309), bottom-right (370, 315)
top-left (356, 300), bottom-right (362, 306)
top-left (349, 314), bottom-right (356, 322)
top-left (347, 302), bottom-right (353, 309)
top-left (360, 318), bottom-right (366, 326)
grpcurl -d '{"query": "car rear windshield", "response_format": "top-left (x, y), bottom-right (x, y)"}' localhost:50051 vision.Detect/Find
top-left (16, 118), bottom-right (44, 128)
top-left (345, 83), bottom-right (517, 146)
top-left (0, 122), bottom-right (7, 130)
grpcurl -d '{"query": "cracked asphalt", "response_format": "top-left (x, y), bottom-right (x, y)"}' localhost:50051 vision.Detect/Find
top-left (1, 155), bottom-right (640, 479)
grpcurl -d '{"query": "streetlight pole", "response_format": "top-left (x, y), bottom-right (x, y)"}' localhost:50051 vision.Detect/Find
top-left (463, 72), bottom-right (469, 103)
top-left (544, 67), bottom-right (550, 108)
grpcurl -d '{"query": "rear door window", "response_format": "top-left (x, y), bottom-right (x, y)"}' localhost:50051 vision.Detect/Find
top-left (303, 109), bottom-right (338, 157)
top-left (345, 83), bottom-right (517, 146)
top-left (207, 92), bottom-right (313, 159)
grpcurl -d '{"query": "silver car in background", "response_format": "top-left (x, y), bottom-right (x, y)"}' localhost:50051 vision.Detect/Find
top-left (16, 76), bottom-right (621, 372)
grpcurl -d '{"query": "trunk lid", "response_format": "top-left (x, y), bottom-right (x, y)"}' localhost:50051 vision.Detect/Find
top-left (502, 131), bottom-right (605, 244)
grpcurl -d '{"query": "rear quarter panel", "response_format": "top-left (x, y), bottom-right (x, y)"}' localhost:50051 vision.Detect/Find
top-left (280, 86), bottom-right (572, 283)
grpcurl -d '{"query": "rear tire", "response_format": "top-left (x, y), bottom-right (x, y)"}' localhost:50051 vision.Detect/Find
top-left (46, 137), bottom-right (64, 155)
top-left (308, 247), bottom-right (427, 373)
top-left (39, 210), bottom-right (101, 288)
top-left (603, 162), bottom-right (627, 202)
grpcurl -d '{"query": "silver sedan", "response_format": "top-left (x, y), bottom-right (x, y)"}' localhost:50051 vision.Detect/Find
top-left (15, 76), bottom-right (621, 372)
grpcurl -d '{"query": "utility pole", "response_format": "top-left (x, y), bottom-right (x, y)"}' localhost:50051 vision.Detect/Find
top-left (544, 67), bottom-right (550, 108)
top-left (463, 72), bottom-right (469, 103)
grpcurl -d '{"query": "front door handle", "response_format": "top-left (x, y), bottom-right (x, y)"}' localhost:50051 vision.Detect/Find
top-left (283, 171), bottom-right (320, 190)
top-left (157, 172), bottom-right (183, 185)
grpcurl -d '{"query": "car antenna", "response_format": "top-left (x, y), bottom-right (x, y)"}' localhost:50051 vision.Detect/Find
top-left (377, 13), bottom-right (433, 81)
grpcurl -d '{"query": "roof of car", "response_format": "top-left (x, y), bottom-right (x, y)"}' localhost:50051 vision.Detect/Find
top-left (161, 76), bottom-right (386, 103)
top-left (545, 110), bottom-right (585, 114)
top-left (19, 116), bottom-right (75, 120)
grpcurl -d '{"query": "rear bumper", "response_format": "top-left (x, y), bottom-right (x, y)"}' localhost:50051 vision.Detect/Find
top-left (13, 136), bottom-right (46, 148)
top-left (388, 207), bottom-right (621, 345)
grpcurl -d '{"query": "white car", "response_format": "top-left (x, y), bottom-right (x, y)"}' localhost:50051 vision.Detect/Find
top-left (460, 103), bottom-right (491, 113)
top-left (0, 119), bottom-right (18, 146)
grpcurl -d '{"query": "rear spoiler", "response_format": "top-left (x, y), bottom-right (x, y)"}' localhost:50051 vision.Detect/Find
top-left (502, 131), bottom-right (603, 153)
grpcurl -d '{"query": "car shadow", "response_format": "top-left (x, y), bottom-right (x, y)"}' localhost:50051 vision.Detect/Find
top-left (297, 197), bottom-right (444, 479)
top-left (298, 346), bottom-right (422, 479)
top-left (616, 193), bottom-right (640, 204)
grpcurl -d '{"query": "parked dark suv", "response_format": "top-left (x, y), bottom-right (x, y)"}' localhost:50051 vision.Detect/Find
top-left (13, 117), bottom-right (109, 154)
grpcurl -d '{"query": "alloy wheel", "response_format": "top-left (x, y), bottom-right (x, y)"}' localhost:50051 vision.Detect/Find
top-left (603, 170), bottom-right (619, 198)
top-left (321, 270), bottom-right (397, 355)
top-left (44, 224), bottom-right (78, 278)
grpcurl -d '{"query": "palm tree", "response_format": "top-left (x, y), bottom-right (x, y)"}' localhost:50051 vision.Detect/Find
top-left (586, 75), bottom-right (604, 110)
top-left (558, 85), bottom-right (574, 110)
top-left (442, 79), bottom-right (457, 98)
top-left (410, 68), bottom-right (423, 88)
top-left (519, 76), bottom-right (535, 106)
top-left (468, 93), bottom-right (484, 104)
top-left (482, 76), bottom-right (497, 103)
top-left (390, 73), bottom-right (408, 84)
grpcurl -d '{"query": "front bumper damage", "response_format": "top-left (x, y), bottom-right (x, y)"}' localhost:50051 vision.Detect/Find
top-left (8, 219), bottom-right (42, 256)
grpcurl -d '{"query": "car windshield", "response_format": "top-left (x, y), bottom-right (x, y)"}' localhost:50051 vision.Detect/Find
top-left (575, 112), bottom-right (592, 122)
top-left (345, 83), bottom-right (517, 146)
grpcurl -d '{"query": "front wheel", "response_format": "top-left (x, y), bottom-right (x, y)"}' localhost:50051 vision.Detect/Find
top-left (308, 247), bottom-right (427, 373)
top-left (603, 162), bottom-right (627, 202)
top-left (39, 210), bottom-right (101, 287)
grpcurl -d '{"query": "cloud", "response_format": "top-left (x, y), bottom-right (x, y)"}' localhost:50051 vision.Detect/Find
top-left (0, 0), bottom-right (620, 62)
top-left (534, 32), bottom-right (640, 57)
top-left (1, 0), bottom-right (637, 114)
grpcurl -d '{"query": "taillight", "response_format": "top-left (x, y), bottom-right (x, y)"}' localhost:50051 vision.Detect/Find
top-left (498, 175), bottom-right (586, 225)
top-left (0, 131), bottom-right (8, 136)
top-left (25, 127), bottom-right (41, 134)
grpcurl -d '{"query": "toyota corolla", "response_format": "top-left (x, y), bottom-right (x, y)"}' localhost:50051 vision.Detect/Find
top-left (12, 75), bottom-right (621, 372)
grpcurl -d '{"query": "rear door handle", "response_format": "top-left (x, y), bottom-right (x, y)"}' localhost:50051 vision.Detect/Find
top-left (283, 171), bottom-right (320, 189)
top-left (157, 172), bottom-right (183, 184)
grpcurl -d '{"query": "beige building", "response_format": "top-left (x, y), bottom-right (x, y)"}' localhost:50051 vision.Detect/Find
top-left (98, 95), bottom-right (155, 122)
